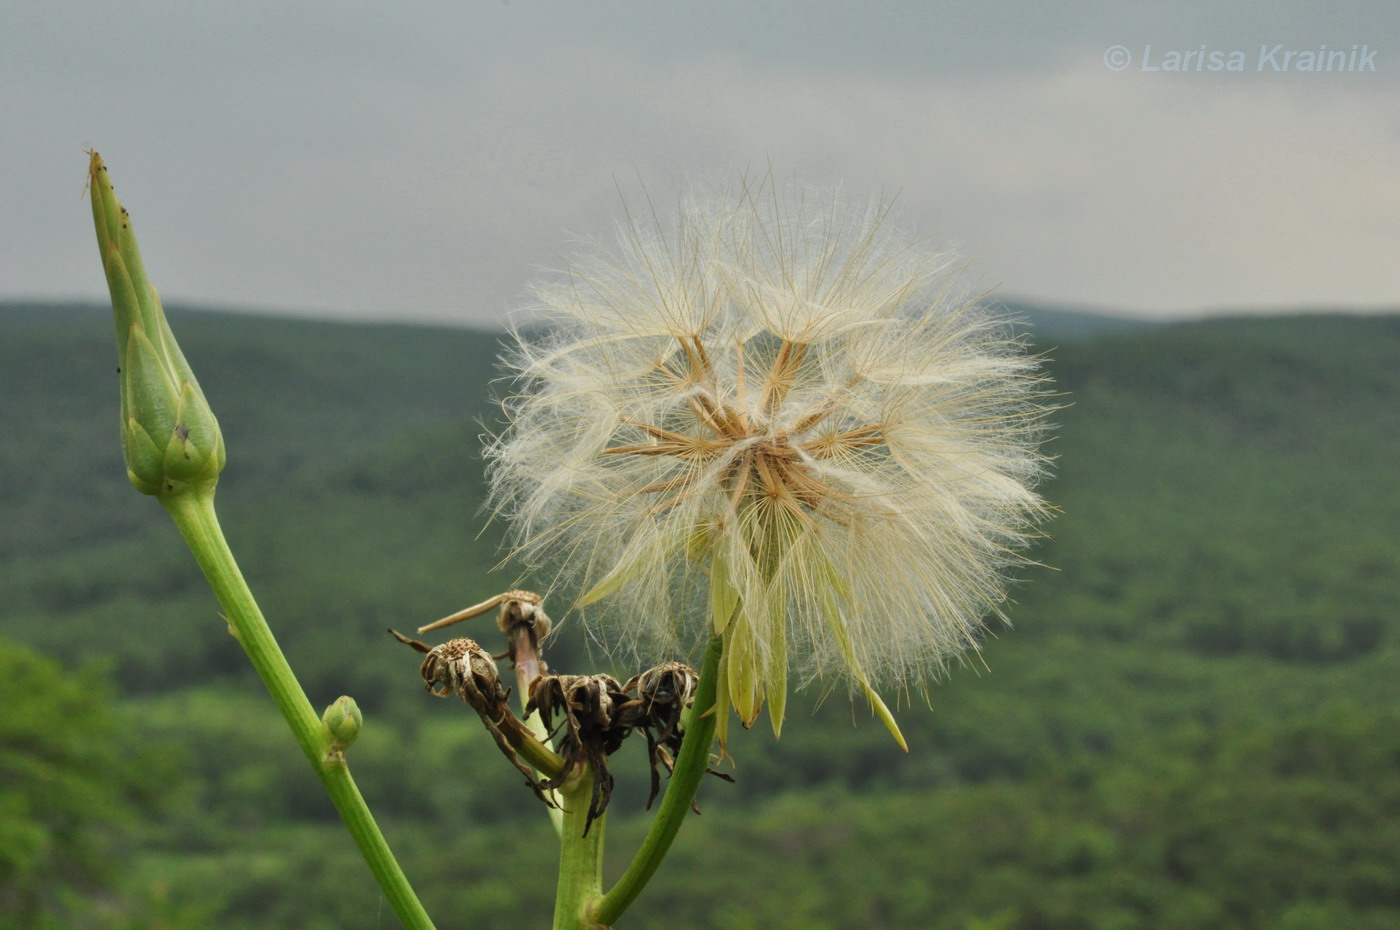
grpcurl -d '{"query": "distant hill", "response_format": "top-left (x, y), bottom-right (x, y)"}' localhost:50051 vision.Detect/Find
top-left (997, 297), bottom-right (1159, 342)
top-left (0, 297), bottom-right (1143, 559)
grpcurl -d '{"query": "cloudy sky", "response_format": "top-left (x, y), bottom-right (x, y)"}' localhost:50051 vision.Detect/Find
top-left (5, 1), bottom-right (1397, 326)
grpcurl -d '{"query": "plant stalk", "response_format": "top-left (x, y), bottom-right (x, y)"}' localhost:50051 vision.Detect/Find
top-left (552, 769), bottom-right (606, 930)
top-left (162, 488), bottom-right (436, 930)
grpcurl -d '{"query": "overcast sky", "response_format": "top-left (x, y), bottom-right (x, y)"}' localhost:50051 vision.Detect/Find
top-left (5, 1), bottom-right (1397, 326)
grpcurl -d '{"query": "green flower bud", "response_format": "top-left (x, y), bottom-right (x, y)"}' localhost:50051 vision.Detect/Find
top-left (321, 695), bottom-right (363, 756)
top-left (88, 151), bottom-right (225, 497)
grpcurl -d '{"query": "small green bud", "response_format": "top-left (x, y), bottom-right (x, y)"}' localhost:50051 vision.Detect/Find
top-left (322, 695), bottom-right (363, 757)
top-left (88, 151), bottom-right (225, 497)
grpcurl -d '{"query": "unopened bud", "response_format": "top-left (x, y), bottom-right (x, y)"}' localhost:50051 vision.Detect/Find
top-left (88, 151), bottom-right (225, 497)
top-left (321, 695), bottom-right (363, 756)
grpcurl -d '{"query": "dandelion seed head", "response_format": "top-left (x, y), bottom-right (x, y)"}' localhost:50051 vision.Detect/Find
top-left (487, 174), bottom-right (1054, 736)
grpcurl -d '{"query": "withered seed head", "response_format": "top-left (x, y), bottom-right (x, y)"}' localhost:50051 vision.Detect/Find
top-left (626, 662), bottom-right (699, 711)
top-left (417, 589), bottom-right (552, 641)
top-left (496, 589), bottom-right (552, 640)
top-left (391, 629), bottom-right (561, 809)
top-left (528, 672), bottom-right (636, 835)
top-left (620, 662), bottom-right (715, 808)
top-left (528, 673), bottom-right (630, 743)
top-left (417, 637), bottom-right (508, 713)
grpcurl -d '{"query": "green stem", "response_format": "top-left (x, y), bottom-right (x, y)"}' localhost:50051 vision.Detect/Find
top-left (161, 488), bottom-right (436, 930)
top-left (522, 706), bottom-right (566, 836)
top-left (505, 716), bottom-right (567, 777)
top-left (552, 769), bottom-right (606, 930)
top-left (588, 635), bottom-right (724, 927)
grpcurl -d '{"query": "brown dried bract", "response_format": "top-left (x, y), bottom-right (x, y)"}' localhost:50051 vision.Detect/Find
top-left (527, 673), bottom-right (633, 835)
top-left (622, 663), bottom-right (733, 809)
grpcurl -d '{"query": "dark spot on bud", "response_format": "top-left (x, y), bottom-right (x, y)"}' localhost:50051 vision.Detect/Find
top-left (174, 424), bottom-right (190, 442)
top-left (165, 482), bottom-right (174, 491)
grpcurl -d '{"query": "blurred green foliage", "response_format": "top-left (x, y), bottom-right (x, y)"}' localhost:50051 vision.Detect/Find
top-left (0, 640), bottom-right (176, 928)
top-left (2, 302), bottom-right (1398, 928)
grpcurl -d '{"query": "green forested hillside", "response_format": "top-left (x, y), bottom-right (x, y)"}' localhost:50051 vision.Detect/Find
top-left (2, 302), bottom-right (1397, 929)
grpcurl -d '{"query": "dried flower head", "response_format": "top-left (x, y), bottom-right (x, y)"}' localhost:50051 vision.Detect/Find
top-left (487, 175), bottom-right (1053, 742)
top-left (389, 631), bottom-right (560, 805)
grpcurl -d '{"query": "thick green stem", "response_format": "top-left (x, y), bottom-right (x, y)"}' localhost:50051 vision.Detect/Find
top-left (162, 489), bottom-right (436, 930)
top-left (552, 770), bottom-right (606, 930)
top-left (588, 635), bottom-right (724, 927)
